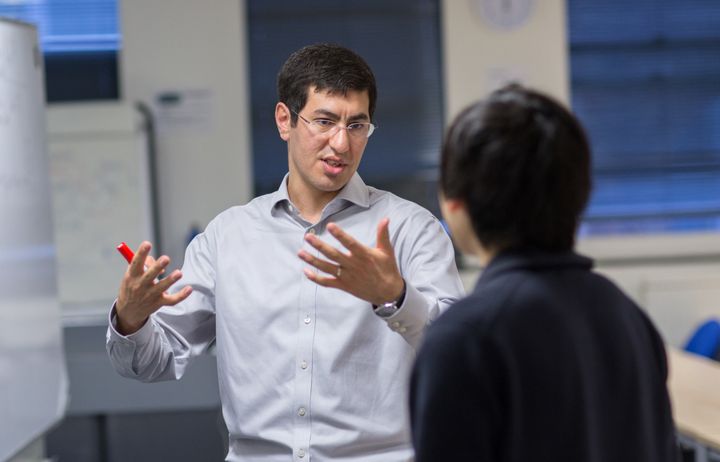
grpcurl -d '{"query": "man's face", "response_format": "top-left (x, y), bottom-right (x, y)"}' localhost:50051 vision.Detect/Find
top-left (277, 87), bottom-right (370, 199)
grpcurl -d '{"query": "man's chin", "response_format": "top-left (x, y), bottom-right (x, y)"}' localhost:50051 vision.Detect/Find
top-left (318, 173), bottom-right (352, 191)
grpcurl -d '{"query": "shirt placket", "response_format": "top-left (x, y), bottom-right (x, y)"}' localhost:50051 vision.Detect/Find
top-left (292, 222), bottom-right (320, 461)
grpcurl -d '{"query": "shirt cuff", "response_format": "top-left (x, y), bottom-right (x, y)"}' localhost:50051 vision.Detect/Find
top-left (379, 282), bottom-right (428, 335)
top-left (107, 301), bottom-right (155, 346)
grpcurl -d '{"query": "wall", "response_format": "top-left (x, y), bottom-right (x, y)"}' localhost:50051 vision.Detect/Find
top-left (441, 0), bottom-right (569, 120)
top-left (120, 0), bottom-right (252, 266)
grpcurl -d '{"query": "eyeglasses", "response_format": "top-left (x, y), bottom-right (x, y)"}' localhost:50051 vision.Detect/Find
top-left (293, 110), bottom-right (377, 139)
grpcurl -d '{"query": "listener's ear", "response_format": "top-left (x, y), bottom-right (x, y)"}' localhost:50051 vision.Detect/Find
top-left (444, 197), bottom-right (466, 213)
top-left (275, 102), bottom-right (292, 141)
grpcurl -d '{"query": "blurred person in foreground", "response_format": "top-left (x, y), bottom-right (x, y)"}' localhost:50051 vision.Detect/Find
top-left (409, 84), bottom-right (679, 462)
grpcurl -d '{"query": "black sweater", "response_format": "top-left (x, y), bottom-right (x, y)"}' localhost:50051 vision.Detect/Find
top-left (410, 250), bottom-right (679, 462)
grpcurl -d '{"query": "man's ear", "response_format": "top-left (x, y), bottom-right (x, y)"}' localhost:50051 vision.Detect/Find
top-left (444, 197), bottom-right (466, 213)
top-left (275, 102), bottom-right (291, 141)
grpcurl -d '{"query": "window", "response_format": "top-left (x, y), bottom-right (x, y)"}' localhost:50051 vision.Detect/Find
top-left (569, 0), bottom-right (720, 238)
top-left (0, 0), bottom-right (120, 101)
top-left (246, 0), bottom-right (444, 215)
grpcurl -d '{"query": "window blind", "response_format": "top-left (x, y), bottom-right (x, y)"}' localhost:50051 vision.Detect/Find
top-left (0, 0), bottom-right (120, 101)
top-left (569, 0), bottom-right (720, 236)
top-left (0, 0), bottom-right (119, 53)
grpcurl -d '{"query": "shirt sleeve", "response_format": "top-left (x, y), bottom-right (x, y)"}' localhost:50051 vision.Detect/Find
top-left (378, 209), bottom-right (465, 349)
top-left (105, 228), bottom-right (217, 382)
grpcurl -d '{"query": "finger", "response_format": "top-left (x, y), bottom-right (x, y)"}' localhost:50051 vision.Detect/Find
top-left (144, 255), bottom-right (165, 276)
top-left (129, 241), bottom-right (152, 277)
top-left (141, 255), bottom-right (170, 285)
top-left (376, 218), bottom-right (393, 253)
top-left (161, 285), bottom-right (193, 306)
top-left (326, 223), bottom-right (364, 254)
top-left (303, 268), bottom-right (341, 289)
top-left (304, 233), bottom-right (348, 263)
top-left (152, 269), bottom-right (183, 294)
top-left (298, 250), bottom-right (339, 276)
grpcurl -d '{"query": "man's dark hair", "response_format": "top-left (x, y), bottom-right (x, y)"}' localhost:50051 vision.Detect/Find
top-left (277, 43), bottom-right (377, 125)
top-left (440, 84), bottom-right (592, 251)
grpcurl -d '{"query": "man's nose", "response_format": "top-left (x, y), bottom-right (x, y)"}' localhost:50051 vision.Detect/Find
top-left (328, 125), bottom-right (350, 152)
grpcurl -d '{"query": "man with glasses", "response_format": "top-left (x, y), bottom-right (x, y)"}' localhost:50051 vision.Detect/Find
top-left (107, 43), bottom-right (464, 461)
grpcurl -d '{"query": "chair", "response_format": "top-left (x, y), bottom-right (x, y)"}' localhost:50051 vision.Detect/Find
top-left (684, 318), bottom-right (720, 360)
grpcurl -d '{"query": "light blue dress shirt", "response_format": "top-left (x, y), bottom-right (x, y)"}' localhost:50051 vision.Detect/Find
top-left (107, 173), bottom-right (464, 461)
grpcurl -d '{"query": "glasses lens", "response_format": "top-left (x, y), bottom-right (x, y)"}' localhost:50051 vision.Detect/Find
top-left (313, 120), bottom-right (335, 134)
top-left (347, 124), bottom-right (368, 138)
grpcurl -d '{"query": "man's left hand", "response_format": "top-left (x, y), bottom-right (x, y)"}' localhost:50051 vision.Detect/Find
top-left (298, 218), bottom-right (404, 306)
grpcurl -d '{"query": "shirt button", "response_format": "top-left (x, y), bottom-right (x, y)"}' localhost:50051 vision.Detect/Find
top-left (399, 327), bottom-right (407, 333)
top-left (300, 360), bottom-right (308, 370)
top-left (304, 317), bottom-right (311, 324)
top-left (298, 407), bottom-right (306, 416)
top-left (307, 228), bottom-right (316, 235)
top-left (297, 448), bottom-right (306, 458)
top-left (391, 321), bottom-right (401, 328)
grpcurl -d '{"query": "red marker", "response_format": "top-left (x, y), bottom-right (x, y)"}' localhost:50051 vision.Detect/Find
top-left (117, 242), bottom-right (157, 280)
top-left (117, 242), bottom-right (135, 264)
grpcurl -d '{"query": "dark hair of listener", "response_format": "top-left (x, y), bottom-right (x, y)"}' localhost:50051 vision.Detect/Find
top-left (440, 84), bottom-right (592, 252)
top-left (277, 43), bottom-right (377, 125)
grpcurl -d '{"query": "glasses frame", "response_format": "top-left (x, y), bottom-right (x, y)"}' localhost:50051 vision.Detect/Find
top-left (292, 110), bottom-right (377, 139)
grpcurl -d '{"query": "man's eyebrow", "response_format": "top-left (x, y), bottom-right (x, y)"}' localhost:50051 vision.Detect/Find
top-left (311, 109), bottom-right (369, 122)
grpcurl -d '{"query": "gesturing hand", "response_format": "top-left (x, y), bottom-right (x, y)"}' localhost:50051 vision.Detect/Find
top-left (116, 241), bottom-right (193, 335)
top-left (298, 218), bottom-right (404, 306)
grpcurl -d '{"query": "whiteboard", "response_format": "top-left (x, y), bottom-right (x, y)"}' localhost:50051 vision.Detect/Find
top-left (0, 18), bottom-right (67, 460)
top-left (46, 102), bottom-right (155, 321)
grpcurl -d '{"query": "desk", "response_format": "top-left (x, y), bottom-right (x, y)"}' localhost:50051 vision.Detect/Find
top-left (668, 348), bottom-right (720, 462)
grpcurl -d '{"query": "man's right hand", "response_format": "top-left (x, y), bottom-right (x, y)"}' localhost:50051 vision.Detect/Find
top-left (115, 241), bottom-right (193, 335)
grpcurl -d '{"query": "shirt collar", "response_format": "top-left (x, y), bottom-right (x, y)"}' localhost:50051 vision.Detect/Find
top-left (334, 173), bottom-right (371, 208)
top-left (270, 173), bottom-right (292, 211)
top-left (270, 172), bottom-right (371, 215)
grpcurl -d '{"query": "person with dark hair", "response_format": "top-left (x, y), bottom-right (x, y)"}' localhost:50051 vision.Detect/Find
top-left (409, 85), bottom-right (679, 461)
top-left (106, 43), bottom-right (463, 461)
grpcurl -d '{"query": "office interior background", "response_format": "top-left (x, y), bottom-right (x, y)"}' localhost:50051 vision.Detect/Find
top-left (2, 0), bottom-right (720, 460)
